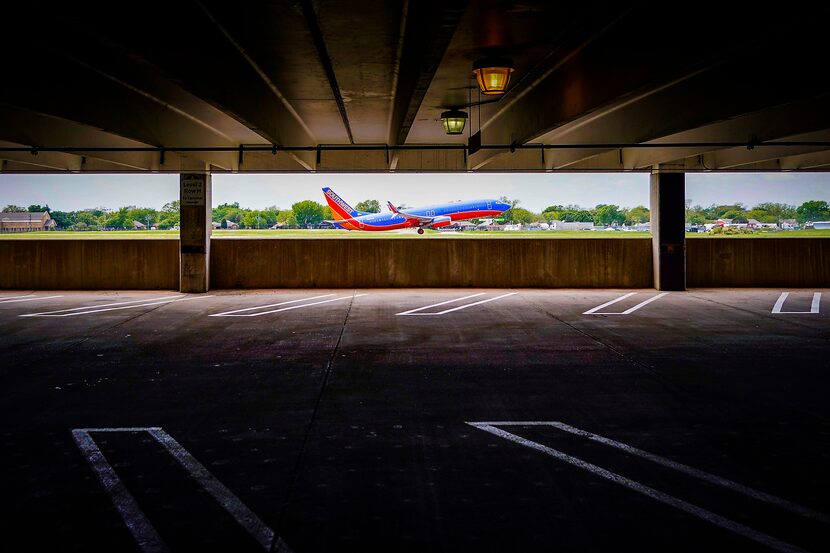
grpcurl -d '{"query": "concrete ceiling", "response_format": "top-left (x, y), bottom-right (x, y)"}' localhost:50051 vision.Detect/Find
top-left (2, 1), bottom-right (830, 173)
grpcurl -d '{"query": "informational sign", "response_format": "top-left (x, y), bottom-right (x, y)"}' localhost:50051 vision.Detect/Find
top-left (181, 174), bottom-right (206, 206)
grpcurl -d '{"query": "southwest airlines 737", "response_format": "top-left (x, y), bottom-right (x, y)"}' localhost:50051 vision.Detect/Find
top-left (322, 187), bottom-right (512, 234)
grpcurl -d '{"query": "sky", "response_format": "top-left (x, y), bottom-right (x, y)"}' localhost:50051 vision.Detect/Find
top-left (1, 172), bottom-right (829, 212)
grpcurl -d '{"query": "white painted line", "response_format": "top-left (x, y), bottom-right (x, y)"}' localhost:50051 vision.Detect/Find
top-left (20, 295), bottom-right (181, 316)
top-left (0, 294), bottom-right (64, 304)
top-left (21, 296), bottom-right (213, 317)
top-left (582, 292), bottom-right (636, 314)
top-left (620, 292), bottom-right (669, 314)
top-left (209, 294), bottom-right (335, 317)
top-left (72, 427), bottom-right (292, 552)
top-left (148, 428), bottom-right (277, 551)
top-left (468, 423), bottom-right (808, 553)
top-left (212, 294), bottom-right (365, 317)
top-left (772, 292), bottom-right (822, 314)
top-left (395, 293), bottom-right (486, 315)
top-left (583, 292), bottom-right (668, 315)
top-left (772, 292), bottom-right (789, 314)
top-left (72, 429), bottom-right (169, 553)
top-left (476, 421), bottom-right (828, 524)
top-left (431, 292), bottom-right (517, 315)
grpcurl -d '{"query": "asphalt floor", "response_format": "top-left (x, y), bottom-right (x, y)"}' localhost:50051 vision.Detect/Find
top-left (1, 288), bottom-right (828, 552)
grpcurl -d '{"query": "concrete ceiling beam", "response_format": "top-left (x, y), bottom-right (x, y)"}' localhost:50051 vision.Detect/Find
top-left (469, 8), bottom-right (827, 171)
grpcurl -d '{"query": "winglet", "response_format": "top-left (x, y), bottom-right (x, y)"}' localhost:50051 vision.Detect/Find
top-left (387, 201), bottom-right (399, 214)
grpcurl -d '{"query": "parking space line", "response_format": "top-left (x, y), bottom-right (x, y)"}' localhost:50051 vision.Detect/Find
top-left (395, 293), bottom-right (486, 315)
top-left (0, 294), bottom-right (64, 304)
top-left (72, 429), bottom-right (169, 553)
top-left (475, 421), bottom-right (828, 524)
top-left (72, 427), bottom-right (292, 553)
top-left (21, 296), bottom-right (212, 318)
top-left (582, 292), bottom-right (637, 314)
top-left (583, 292), bottom-right (668, 315)
top-left (209, 294), bottom-right (336, 317)
top-left (396, 292), bottom-right (516, 316)
top-left (468, 422), bottom-right (808, 553)
top-left (211, 294), bottom-right (366, 317)
top-left (772, 292), bottom-right (822, 314)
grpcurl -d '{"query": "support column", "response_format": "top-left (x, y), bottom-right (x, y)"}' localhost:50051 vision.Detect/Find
top-left (179, 172), bottom-right (211, 292)
top-left (650, 167), bottom-right (686, 290)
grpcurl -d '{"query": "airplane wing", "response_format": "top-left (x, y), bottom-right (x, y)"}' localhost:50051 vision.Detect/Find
top-left (387, 201), bottom-right (433, 224)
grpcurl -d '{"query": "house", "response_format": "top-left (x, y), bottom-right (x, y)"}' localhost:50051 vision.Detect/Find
top-left (814, 221), bottom-right (830, 229)
top-left (0, 211), bottom-right (55, 232)
top-left (211, 221), bottom-right (221, 229)
top-left (132, 220), bottom-right (146, 230)
top-left (781, 219), bottom-right (798, 230)
top-left (225, 220), bottom-right (239, 230)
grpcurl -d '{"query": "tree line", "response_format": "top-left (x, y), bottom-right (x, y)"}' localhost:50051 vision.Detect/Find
top-left (684, 201), bottom-right (830, 225)
top-left (3, 198), bottom-right (828, 229)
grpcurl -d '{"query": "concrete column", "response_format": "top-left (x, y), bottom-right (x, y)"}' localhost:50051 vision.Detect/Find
top-left (179, 172), bottom-right (212, 292)
top-left (650, 167), bottom-right (686, 290)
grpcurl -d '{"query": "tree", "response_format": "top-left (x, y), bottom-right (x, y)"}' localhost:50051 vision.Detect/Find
top-left (74, 210), bottom-right (101, 230)
top-left (594, 204), bottom-right (626, 226)
top-left (158, 201), bottom-right (180, 229)
top-left (355, 199), bottom-right (381, 213)
top-left (504, 207), bottom-right (536, 224)
top-left (101, 207), bottom-right (131, 229)
top-left (499, 196), bottom-right (520, 209)
top-left (2, 205), bottom-right (26, 212)
top-left (625, 205), bottom-right (650, 225)
top-left (28, 204), bottom-right (50, 212)
top-left (50, 211), bottom-right (73, 229)
top-left (277, 209), bottom-right (297, 227)
top-left (721, 209), bottom-right (746, 221)
top-left (291, 200), bottom-right (325, 227)
top-left (753, 202), bottom-right (796, 221)
top-left (796, 200), bottom-right (830, 223)
top-left (213, 202), bottom-right (241, 224)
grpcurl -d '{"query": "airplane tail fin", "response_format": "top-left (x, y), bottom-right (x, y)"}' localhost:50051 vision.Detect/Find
top-left (387, 201), bottom-right (399, 214)
top-left (322, 187), bottom-right (358, 220)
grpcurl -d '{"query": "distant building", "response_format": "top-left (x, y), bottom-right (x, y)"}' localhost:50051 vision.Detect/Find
top-left (814, 221), bottom-right (830, 229)
top-left (225, 220), bottom-right (239, 230)
top-left (548, 220), bottom-right (594, 230)
top-left (211, 221), bottom-right (221, 229)
top-left (781, 219), bottom-right (798, 230)
top-left (0, 211), bottom-right (55, 232)
top-left (132, 220), bottom-right (146, 229)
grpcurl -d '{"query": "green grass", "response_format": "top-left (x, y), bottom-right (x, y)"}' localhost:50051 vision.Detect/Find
top-left (2, 229), bottom-right (829, 239)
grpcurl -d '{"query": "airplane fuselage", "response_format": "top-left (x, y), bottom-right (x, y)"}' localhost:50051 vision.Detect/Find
top-left (334, 199), bottom-right (506, 231)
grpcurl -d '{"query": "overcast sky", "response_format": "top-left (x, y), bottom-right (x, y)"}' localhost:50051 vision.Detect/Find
top-left (1, 172), bottom-right (828, 212)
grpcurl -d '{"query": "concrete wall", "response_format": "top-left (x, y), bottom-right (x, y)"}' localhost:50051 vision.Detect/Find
top-left (687, 238), bottom-right (830, 287)
top-left (4, 237), bottom-right (826, 290)
top-left (210, 238), bottom-right (653, 288)
top-left (0, 240), bottom-right (179, 290)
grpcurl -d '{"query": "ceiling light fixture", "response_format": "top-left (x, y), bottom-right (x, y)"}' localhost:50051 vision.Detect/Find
top-left (441, 109), bottom-right (468, 134)
top-left (473, 57), bottom-right (514, 95)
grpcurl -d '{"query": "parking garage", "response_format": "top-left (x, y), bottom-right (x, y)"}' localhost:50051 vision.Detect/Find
top-left (2, 2), bottom-right (829, 552)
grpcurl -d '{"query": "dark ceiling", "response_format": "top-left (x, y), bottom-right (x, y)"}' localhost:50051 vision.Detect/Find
top-left (2, 1), bottom-right (830, 172)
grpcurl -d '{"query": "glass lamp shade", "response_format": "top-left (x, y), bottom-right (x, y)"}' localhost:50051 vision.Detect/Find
top-left (441, 110), bottom-right (468, 134)
top-left (473, 58), bottom-right (514, 95)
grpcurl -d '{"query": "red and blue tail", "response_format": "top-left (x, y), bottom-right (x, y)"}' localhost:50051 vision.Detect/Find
top-left (322, 187), bottom-right (359, 220)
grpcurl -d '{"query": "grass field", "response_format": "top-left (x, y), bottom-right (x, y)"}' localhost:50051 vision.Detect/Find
top-left (1, 229), bottom-right (829, 239)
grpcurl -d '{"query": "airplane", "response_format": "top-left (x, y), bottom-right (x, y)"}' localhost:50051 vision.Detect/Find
top-left (322, 187), bottom-right (512, 234)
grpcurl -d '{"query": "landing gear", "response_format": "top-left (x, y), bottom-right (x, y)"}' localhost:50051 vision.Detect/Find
top-left (417, 228), bottom-right (424, 235)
